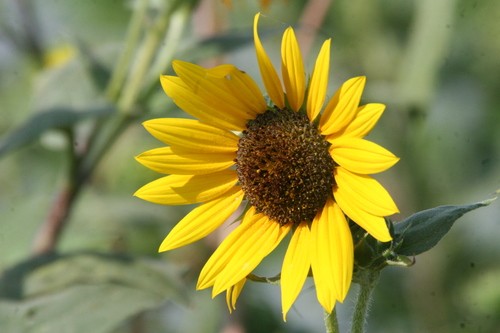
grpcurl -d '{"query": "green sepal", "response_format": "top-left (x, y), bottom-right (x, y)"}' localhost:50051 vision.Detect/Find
top-left (393, 197), bottom-right (497, 256)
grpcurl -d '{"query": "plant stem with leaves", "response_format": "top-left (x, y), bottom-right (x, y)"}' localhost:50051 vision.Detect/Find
top-left (32, 0), bottom-right (189, 255)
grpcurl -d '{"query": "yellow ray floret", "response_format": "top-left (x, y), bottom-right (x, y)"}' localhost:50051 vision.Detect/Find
top-left (143, 119), bottom-right (239, 153)
top-left (329, 137), bottom-right (399, 175)
top-left (334, 167), bottom-right (399, 217)
top-left (134, 171), bottom-right (237, 205)
top-left (197, 207), bottom-right (291, 291)
top-left (320, 76), bottom-right (366, 136)
top-left (211, 214), bottom-right (291, 296)
top-left (334, 189), bottom-right (392, 242)
top-left (226, 278), bottom-right (247, 313)
top-left (160, 75), bottom-right (246, 130)
top-left (135, 146), bottom-right (235, 175)
top-left (172, 61), bottom-right (265, 120)
top-left (306, 39), bottom-right (331, 121)
top-left (253, 13), bottom-right (284, 109)
top-left (310, 199), bottom-right (354, 312)
top-left (281, 222), bottom-right (311, 321)
top-left (159, 187), bottom-right (244, 252)
top-left (281, 27), bottom-right (305, 111)
top-left (336, 103), bottom-right (385, 139)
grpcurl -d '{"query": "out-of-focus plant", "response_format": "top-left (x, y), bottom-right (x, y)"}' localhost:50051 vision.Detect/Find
top-left (0, 1), bottom-right (205, 332)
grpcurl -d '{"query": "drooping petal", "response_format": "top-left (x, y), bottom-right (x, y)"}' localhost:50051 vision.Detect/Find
top-left (310, 199), bottom-right (354, 313)
top-left (281, 222), bottom-right (311, 321)
top-left (320, 76), bottom-right (366, 136)
top-left (212, 216), bottom-right (291, 296)
top-left (158, 187), bottom-right (244, 252)
top-left (253, 13), bottom-right (284, 108)
top-left (134, 170), bottom-right (237, 205)
top-left (172, 61), bottom-right (264, 121)
top-left (333, 103), bottom-right (385, 139)
top-left (226, 278), bottom-right (247, 313)
top-left (160, 75), bottom-right (246, 130)
top-left (334, 190), bottom-right (392, 242)
top-left (143, 118), bottom-right (239, 153)
top-left (329, 137), bottom-right (399, 174)
top-left (335, 167), bottom-right (399, 217)
top-left (197, 208), bottom-right (291, 292)
top-left (306, 39), bottom-right (331, 121)
top-left (281, 27), bottom-right (305, 111)
top-left (135, 146), bottom-right (235, 175)
top-left (197, 207), bottom-right (257, 290)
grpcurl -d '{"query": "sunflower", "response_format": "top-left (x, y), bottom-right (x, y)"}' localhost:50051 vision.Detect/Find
top-left (135, 13), bottom-right (399, 319)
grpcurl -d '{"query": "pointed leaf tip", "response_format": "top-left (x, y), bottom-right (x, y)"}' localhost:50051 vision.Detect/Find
top-left (394, 197), bottom-right (496, 256)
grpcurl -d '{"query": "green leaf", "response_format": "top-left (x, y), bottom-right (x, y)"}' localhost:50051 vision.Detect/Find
top-left (0, 284), bottom-right (164, 333)
top-left (0, 252), bottom-right (188, 333)
top-left (393, 197), bottom-right (497, 256)
top-left (0, 107), bottom-right (113, 157)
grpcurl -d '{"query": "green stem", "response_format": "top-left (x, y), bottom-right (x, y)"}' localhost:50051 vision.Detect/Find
top-left (324, 308), bottom-right (339, 333)
top-left (116, 2), bottom-right (172, 114)
top-left (105, 0), bottom-right (149, 101)
top-left (77, 113), bottom-right (134, 186)
top-left (351, 270), bottom-right (380, 333)
top-left (32, 128), bottom-right (79, 254)
top-left (144, 4), bottom-right (189, 88)
top-left (32, 0), bottom-right (176, 254)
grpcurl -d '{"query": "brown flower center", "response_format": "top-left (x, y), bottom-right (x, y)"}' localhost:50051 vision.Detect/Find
top-left (236, 107), bottom-right (335, 225)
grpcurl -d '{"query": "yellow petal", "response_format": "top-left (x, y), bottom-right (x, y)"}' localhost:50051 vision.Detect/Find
top-left (334, 103), bottom-right (385, 139)
top-left (310, 199), bottom-right (354, 312)
top-left (281, 222), bottom-right (311, 321)
top-left (134, 170), bottom-right (237, 205)
top-left (170, 60), bottom-right (206, 89)
top-left (334, 190), bottom-right (392, 242)
top-left (135, 146), bottom-right (235, 175)
top-left (226, 278), bottom-right (247, 313)
top-left (329, 137), bottom-right (399, 174)
top-left (281, 27), bottom-right (305, 111)
top-left (320, 76), bottom-right (366, 136)
top-left (206, 64), bottom-right (266, 114)
top-left (160, 75), bottom-right (247, 130)
top-left (172, 61), bottom-right (263, 121)
top-left (197, 208), bottom-right (255, 290)
top-left (143, 118), bottom-right (239, 153)
top-left (253, 13), bottom-right (284, 108)
top-left (159, 187), bottom-right (244, 251)
top-left (306, 39), bottom-right (331, 121)
top-left (335, 167), bottom-right (399, 217)
top-left (212, 215), bottom-right (291, 296)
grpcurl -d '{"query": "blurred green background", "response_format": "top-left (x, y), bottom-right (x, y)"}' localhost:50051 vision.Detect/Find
top-left (0, 0), bottom-right (499, 332)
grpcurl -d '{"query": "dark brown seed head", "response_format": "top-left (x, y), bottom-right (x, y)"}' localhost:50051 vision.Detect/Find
top-left (236, 107), bottom-right (335, 225)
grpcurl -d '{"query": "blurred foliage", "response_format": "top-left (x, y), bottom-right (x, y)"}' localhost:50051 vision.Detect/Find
top-left (0, 0), bottom-right (499, 332)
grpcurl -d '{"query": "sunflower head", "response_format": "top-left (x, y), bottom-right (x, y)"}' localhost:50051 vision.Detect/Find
top-left (135, 12), bottom-right (399, 320)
